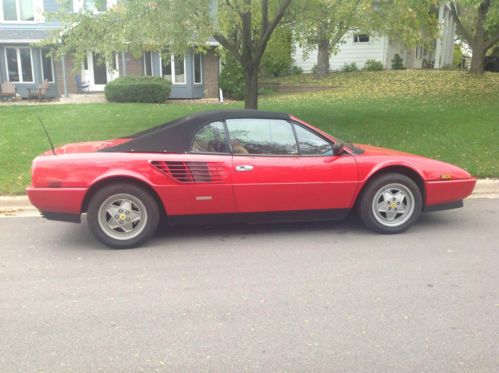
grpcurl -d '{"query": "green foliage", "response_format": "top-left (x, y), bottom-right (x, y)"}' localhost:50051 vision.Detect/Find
top-left (341, 62), bottom-right (359, 72)
top-left (453, 45), bottom-right (464, 68)
top-left (105, 76), bottom-right (171, 103)
top-left (289, 66), bottom-right (303, 75)
top-left (450, 1), bottom-right (499, 73)
top-left (364, 59), bottom-right (384, 71)
top-left (452, 0), bottom-right (499, 43)
top-left (367, 0), bottom-right (440, 49)
top-left (391, 54), bottom-right (405, 70)
top-left (261, 26), bottom-right (294, 77)
top-left (219, 55), bottom-right (245, 100)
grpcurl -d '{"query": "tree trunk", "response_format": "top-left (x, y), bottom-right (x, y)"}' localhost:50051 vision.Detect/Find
top-left (316, 38), bottom-right (330, 77)
top-left (470, 42), bottom-right (486, 74)
top-left (244, 68), bottom-right (258, 109)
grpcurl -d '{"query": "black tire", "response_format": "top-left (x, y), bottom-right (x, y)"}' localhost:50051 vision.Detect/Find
top-left (87, 183), bottom-right (160, 249)
top-left (358, 173), bottom-right (422, 234)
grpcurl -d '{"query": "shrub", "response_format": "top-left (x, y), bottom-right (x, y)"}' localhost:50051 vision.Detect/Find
top-left (105, 76), bottom-right (171, 103)
top-left (220, 54), bottom-right (245, 100)
top-left (364, 59), bottom-right (384, 71)
top-left (289, 65), bottom-right (303, 75)
top-left (391, 54), bottom-right (405, 70)
top-left (341, 62), bottom-right (358, 73)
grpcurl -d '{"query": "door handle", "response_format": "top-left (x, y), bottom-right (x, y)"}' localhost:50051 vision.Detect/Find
top-left (235, 165), bottom-right (254, 172)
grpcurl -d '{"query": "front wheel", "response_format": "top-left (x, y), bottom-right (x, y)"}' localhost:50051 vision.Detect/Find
top-left (87, 183), bottom-right (160, 249)
top-left (358, 173), bottom-right (422, 234)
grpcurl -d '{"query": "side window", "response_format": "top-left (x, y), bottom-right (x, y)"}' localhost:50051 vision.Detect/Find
top-left (190, 121), bottom-right (229, 153)
top-left (226, 119), bottom-right (298, 155)
top-left (294, 124), bottom-right (333, 156)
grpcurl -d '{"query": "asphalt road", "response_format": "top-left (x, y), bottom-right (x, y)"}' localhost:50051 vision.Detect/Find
top-left (1, 199), bottom-right (498, 373)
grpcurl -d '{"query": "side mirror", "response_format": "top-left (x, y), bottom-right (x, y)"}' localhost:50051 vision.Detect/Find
top-left (332, 142), bottom-right (344, 155)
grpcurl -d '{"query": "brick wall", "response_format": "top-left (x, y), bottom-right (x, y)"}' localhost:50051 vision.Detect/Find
top-left (203, 48), bottom-right (219, 98)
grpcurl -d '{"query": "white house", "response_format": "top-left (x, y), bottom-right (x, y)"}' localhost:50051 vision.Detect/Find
top-left (293, 4), bottom-right (456, 72)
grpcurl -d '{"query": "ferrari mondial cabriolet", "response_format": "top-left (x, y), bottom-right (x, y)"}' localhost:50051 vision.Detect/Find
top-left (27, 110), bottom-right (476, 248)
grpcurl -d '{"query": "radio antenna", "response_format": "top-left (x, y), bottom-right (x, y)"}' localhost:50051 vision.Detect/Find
top-left (37, 116), bottom-right (56, 156)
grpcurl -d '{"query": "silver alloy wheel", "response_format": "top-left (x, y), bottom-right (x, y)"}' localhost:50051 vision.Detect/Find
top-left (97, 193), bottom-right (148, 240)
top-left (372, 183), bottom-right (415, 227)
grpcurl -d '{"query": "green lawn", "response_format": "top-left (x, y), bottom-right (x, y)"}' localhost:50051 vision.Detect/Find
top-left (1, 70), bottom-right (498, 195)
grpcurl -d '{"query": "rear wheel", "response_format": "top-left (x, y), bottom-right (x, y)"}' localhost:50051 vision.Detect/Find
top-left (87, 183), bottom-right (160, 248)
top-left (358, 173), bottom-right (422, 234)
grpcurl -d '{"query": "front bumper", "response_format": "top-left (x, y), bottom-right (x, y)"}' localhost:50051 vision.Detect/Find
top-left (26, 187), bottom-right (87, 215)
top-left (424, 178), bottom-right (476, 207)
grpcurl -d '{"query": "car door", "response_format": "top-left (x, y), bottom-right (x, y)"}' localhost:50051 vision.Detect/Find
top-left (227, 118), bottom-right (358, 213)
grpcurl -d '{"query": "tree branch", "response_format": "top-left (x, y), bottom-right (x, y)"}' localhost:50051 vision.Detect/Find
top-left (261, 0), bottom-right (268, 38)
top-left (450, 2), bottom-right (472, 43)
top-left (213, 32), bottom-right (241, 61)
top-left (255, 0), bottom-right (292, 63)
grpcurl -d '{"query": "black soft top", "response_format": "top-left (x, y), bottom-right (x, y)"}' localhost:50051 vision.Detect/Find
top-left (100, 110), bottom-right (291, 153)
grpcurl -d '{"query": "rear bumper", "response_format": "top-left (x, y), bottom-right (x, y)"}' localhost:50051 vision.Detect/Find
top-left (424, 178), bottom-right (476, 207)
top-left (26, 187), bottom-right (87, 215)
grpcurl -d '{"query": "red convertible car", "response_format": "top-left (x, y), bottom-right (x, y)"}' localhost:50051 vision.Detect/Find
top-left (27, 110), bottom-right (476, 248)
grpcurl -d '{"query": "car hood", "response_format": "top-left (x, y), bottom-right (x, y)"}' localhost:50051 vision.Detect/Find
top-left (355, 144), bottom-right (473, 180)
top-left (355, 144), bottom-right (425, 157)
top-left (43, 138), bottom-right (131, 155)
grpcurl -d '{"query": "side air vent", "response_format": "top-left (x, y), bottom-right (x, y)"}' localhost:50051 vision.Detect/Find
top-left (150, 161), bottom-right (226, 183)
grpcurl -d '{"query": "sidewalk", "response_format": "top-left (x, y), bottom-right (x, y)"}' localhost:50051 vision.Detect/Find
top-left (1, 179), bottom-right (497, 217)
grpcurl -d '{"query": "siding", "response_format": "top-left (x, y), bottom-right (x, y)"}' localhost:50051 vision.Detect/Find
top-left (293, 31), bottom-right (388, 72)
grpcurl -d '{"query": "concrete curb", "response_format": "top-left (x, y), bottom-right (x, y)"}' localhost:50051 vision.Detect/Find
top-left (1, 179), bottom-right (498, 216)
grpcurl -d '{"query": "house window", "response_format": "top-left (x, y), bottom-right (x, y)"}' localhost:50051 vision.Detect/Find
top-left (40, 48), bottom-right (54, 82)
top-left (354, 34), bottom-right (369, 43)
top-left (161, 54), bottom-right (186, 84)
top-left (173, 54), bottom-right (185, 84)
top-left (193, 53), bottom-right (202, 84)
top-left (143, 52), bottom-right (153, 76)
top-left (5, 46), bottom-right (33, 82)
top-left (161, 53), bottom-right (171, 81)
top-left (1, 0), bottom-right (34, 21)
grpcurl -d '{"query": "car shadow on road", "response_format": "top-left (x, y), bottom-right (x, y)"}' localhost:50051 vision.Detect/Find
top-left (155, 213), bottom-right (367, 240)
top-left (62, 211), bottom-right (460, 250)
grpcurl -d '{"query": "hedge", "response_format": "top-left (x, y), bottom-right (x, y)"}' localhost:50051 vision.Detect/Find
top-left (105, 76), bottom-right (172, 103)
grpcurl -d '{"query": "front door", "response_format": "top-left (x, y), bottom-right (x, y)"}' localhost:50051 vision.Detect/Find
top-left (227, 118), bottom-right (358, 213)
top-left (82, 52), bottom-right (119, 91)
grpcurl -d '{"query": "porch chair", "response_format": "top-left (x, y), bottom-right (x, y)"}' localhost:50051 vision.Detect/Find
top-left (28, 79), bottom-right (50, 101)
top-left (75, 75), bottom-right (90, 93)
top-left (0, 81), bottom-right (16, 101)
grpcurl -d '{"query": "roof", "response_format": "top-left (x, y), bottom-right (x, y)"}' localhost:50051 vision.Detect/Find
top-left (100, 110), bottom-right (291, 154)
